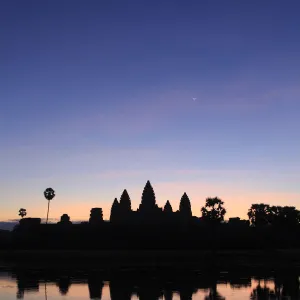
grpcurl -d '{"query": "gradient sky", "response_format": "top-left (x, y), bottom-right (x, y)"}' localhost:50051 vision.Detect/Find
top-left (1, 1), bottom-right (300, 222)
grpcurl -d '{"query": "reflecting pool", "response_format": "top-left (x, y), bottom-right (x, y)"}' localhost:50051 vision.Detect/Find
top-left (0, 267), bottom-right (299, 299)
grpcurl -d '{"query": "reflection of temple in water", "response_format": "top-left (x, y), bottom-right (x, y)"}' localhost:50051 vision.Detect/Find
top-left (9, 268), bottom-right (300, 300)
top-left (57, 276), bottom-right (71, 295)
top-left (135, 280), bottom-right (163, 300)
top-left (88, 272), bottom-right (104, 299)
top-left (12, 269), bottom-right (224, 299)
top-left (109, 279), bottom-right (137, 300)
top-left (162, 287), bottom-right (173, 300)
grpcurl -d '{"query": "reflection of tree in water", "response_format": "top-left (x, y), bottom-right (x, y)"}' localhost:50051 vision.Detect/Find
top-left (204, 287), bottom-right (225, 300)
top-left (203, 273), bottom-right (225, 300)
top-left (274, 273), bottom-right (300, 299)
top-left (88, 272), bottom-right (104, 299)
top-left (163, 286), bottom-right (173, 300)
top-left (250, 273), bottom-right (300, 300)
top-left (11, 268), bottom-right (300, 300)
top-left (250, 283), bottom-right (276, 300)
top-left (44, 280), bottom-right (48, 300)
top-left (228, 273), bottom-right (251, 289)
top-left (17, 289), bottom-right (24, 299)
top-left (178, 283), bottom-right (198, 300)
top-left (15, 270), bottom-right (39, 299)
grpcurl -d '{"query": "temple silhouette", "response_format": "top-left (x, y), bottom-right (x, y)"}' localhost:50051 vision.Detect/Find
top-left (10, 267), bottom-right (300, 300)
top-left (109, 181), bottom-right (194, 225)
top-left (17, 180), bottom-right (201, 230)
top-left (7, 180), bottom-right (300, 251)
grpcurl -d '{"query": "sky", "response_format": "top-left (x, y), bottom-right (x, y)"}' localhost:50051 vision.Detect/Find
top-left (1, 0), bottom-right (300, 222)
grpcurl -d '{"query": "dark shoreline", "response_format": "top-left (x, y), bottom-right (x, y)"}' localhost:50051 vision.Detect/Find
top-left (2, 249), bottom-right (300, 270)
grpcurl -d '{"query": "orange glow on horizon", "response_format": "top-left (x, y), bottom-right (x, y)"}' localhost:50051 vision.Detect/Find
top-left (1, 189), bottom-right (300, 222)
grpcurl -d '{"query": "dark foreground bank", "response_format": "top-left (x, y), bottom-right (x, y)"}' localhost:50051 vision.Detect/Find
top-left (1, 249), bottom-right (300, 270)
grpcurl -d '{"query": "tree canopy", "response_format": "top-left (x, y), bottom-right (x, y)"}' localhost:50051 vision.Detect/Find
top-left (201, 197), bottom-right (226, 223)
top-left (248, 203), bottom-right (300, 227)
top-left (18, 208), bottom-right (27, 219)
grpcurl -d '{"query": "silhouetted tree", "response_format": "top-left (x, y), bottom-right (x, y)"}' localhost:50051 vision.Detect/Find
top-left (179, 193), bottom-right (192, 218)
top-left (268, 205), bottom-right (281, 225)
top-left (201, 197), bottom-right (226, 223)
top-left (281, 206), bottom-right (300, 227)
top-left (89, 208), bottom-right (103, 225)
top-left (164, 200), bottom-right (173, 214)
top-left (18, 208), bottom-right (27, 219)
top-left (270, 205), bottom-right (300, 227)
top-left (110, 198), bottom-right (120, 222)
top-left (58, 214), bottom-right (72, 225)
top-left (247, 204), bottom-right (271, 227)
top-left (44, 188), bottom-right (55, 224)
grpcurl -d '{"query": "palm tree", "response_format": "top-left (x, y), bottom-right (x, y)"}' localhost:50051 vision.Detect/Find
top-left (201, 197), bottom-right (226, 223)
top-left (44, 188), bottom-right (55, 224)
top-left (18, 208), bottom-right (27, 219)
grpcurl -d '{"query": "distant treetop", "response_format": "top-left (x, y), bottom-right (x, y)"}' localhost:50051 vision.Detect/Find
top-left (18, 208), bottom-right (27, 219)
top-left (44, 188), bottom-right (55, 201)
top-left (201, 197), bottom-right (226, 223)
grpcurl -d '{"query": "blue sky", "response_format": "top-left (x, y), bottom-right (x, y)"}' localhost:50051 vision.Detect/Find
top-left (1, 1), bottom-right (300, 221)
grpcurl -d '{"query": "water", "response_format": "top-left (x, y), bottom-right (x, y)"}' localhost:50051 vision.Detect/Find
top-left (0, 267), bottom-right (299, 299)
